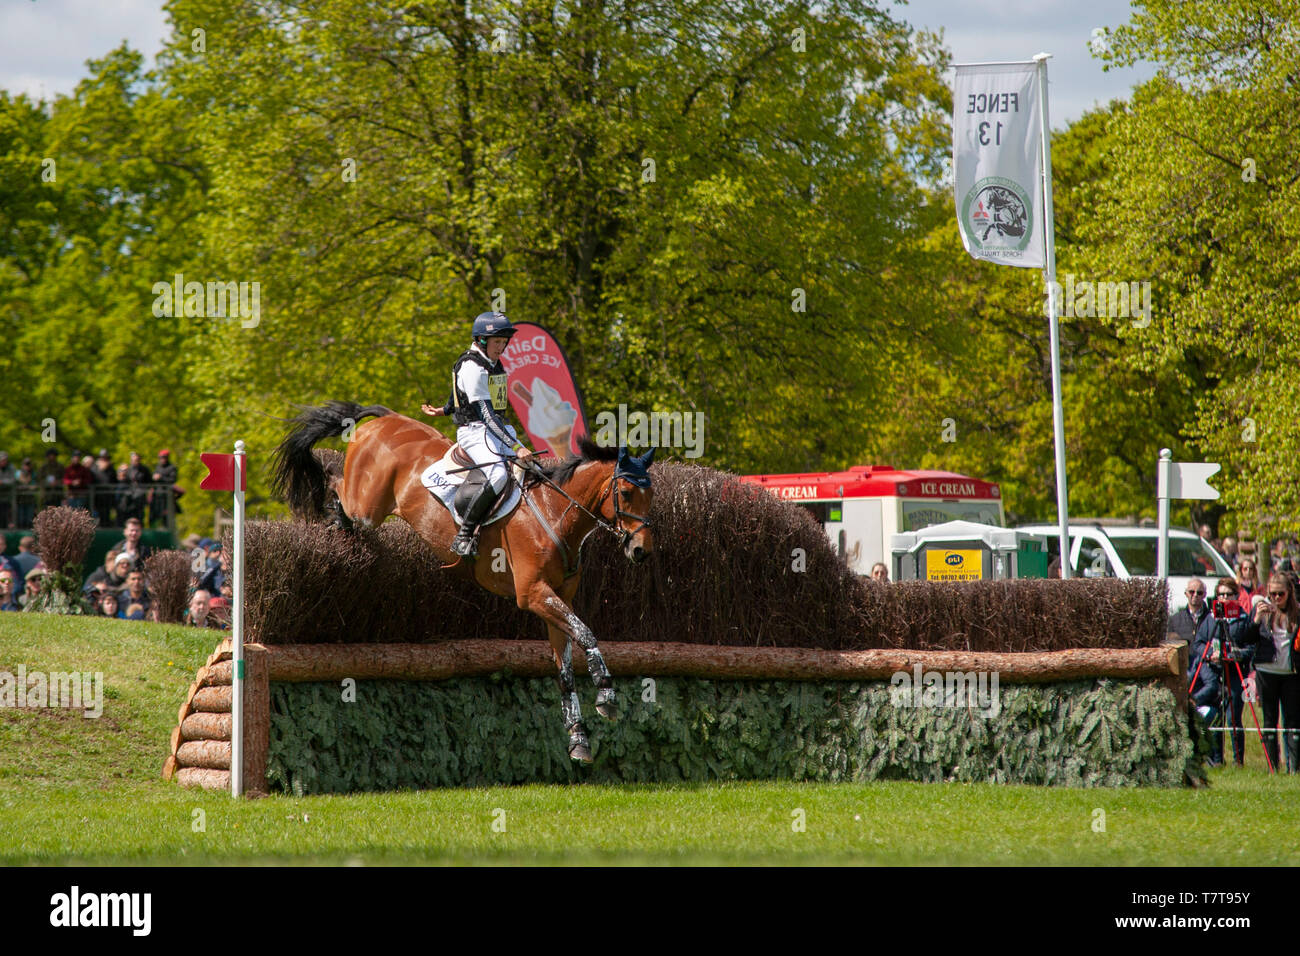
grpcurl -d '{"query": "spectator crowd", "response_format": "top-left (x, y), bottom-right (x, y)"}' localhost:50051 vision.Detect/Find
top-left (2, 509), bottom-right (1298, 765)
top-left (1173, 529), bottom-right (1300, 773)
top-left (0, 447), bottom-right (183, 529)
top-left (0, 520), bottom-right (229, 629)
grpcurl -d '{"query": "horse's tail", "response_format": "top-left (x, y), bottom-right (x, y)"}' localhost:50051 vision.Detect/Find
top-left (271, 401), bottom-right (393, 519)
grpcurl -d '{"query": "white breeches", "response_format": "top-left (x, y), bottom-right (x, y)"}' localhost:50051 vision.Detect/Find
top-left (457, 422), bottom-right (515, 493)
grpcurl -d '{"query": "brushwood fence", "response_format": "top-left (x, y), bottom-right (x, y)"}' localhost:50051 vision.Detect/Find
top-left (164, 461), bottom-right (1199, 793)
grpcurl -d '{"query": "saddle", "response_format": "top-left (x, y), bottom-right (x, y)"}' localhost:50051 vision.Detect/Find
top-left (420, 443), bottom-right (521, 527)
top-left (450, 445), bottom-right (475, 470)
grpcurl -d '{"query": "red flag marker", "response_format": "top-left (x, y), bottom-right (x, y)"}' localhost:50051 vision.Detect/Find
top-left (199, 453), bottom-right (246, 491)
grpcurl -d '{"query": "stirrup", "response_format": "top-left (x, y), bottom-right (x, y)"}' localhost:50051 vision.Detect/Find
top-left (451, 526), bottom-right (480, 557)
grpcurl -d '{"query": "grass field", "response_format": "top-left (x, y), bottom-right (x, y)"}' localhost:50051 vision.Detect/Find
top-left (2, 613), bottom-right (1298, 866)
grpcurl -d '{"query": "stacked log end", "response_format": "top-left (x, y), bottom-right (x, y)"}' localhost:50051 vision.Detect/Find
top-left (163, 638), bottom-right (268, 796)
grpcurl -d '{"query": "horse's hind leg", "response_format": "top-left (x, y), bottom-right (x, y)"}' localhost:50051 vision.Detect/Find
top-left (325, 476), bottom-right (355, 531)
top-left (336, 472), bottom-right (395, 530)
top-left (547, 625), bottom-right (591, 763)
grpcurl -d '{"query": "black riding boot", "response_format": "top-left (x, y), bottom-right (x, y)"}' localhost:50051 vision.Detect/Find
top-left (450, 482), bottom-right (500, 557)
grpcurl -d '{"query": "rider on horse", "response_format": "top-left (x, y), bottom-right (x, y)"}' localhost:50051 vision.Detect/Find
top-left (422, 311), bottom-right (534, 557)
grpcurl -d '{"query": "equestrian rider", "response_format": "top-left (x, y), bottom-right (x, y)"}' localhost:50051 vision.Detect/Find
top-left (422, 312), bottom-right (534, 557)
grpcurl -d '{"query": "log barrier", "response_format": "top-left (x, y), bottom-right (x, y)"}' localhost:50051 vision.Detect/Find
top-left (165, 638), bottom-right (1189, 794)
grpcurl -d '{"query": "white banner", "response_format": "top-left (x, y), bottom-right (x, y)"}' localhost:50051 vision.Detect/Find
top-left (953, 62), bottom-right (1044, 268)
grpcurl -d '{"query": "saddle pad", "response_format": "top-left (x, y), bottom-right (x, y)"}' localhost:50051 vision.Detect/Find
top-left (420, 445), bottom-right (520, 528)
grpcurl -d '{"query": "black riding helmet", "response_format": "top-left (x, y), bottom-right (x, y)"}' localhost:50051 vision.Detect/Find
top-left (472, 311), bottom-right (518, 346)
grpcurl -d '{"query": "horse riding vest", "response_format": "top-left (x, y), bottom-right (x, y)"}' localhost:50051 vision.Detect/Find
top-left (450, 348), bottom-right (509, 425)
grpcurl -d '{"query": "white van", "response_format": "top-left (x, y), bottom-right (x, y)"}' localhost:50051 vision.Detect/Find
top-left (1014, 523), bottom-right (1235, 610)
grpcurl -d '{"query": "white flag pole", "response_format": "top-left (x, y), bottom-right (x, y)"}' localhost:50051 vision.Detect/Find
top-left (1034, 52), bottom-right (1070, 579)
top-left (231, 439), bottom-right (245, 798)
top-left (1157, 448), bottom-right (1172, 580)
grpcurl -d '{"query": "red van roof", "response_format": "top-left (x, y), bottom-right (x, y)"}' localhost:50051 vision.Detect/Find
top-left (738, 466), bottom-right (1000, 502)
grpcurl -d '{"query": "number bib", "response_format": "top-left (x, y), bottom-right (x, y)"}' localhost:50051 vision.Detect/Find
top-left (488, 372), bottom-right (508, 410)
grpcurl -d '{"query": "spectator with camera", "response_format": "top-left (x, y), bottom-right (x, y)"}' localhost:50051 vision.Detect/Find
top-left (1188, 578), bottom-right (1254, 766)
top-left (1238, 573), bottom-right (1300, 772)
top-left (185, 589), bottom-right (224, 629)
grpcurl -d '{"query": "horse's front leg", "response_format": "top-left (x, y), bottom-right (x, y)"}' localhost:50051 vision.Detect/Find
top-left (541, 590), bottom-right (617, 722)
top-left (521, 583), bottom-right (616, 762)
top-left (544, 624), bottom-right (591, 763)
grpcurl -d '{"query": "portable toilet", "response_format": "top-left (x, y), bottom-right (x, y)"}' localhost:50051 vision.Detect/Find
top-left (890, 520), bottom-right (1049, 581)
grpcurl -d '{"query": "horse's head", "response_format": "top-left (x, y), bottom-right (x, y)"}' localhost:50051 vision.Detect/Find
top-left (607, 446), bottom-right (655, 564)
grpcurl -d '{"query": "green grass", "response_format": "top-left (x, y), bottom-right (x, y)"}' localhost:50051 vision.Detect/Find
top-left (2, 613), bottom-right (1298, 865)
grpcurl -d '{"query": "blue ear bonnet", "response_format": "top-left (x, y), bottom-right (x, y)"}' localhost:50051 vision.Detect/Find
top-left (616, 446), bottom-right (655, 487)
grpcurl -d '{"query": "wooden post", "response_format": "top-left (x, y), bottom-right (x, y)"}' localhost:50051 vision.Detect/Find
top-left (1162, 639), bottom-right (1189, 710)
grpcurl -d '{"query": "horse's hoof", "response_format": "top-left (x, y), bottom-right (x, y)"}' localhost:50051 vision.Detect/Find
top-left (595, 688), bottom-right (618, 722)
top-left (568, 732), bottom-right (593, 763)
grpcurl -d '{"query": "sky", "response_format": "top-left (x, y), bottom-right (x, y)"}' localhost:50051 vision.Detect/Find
top-left (0, 0), bottom-right (1155, 126)
top-left (894, 0), bottom-right (1157, 124)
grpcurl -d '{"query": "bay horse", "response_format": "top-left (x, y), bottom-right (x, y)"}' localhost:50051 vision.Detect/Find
top-left (270, 400), bottom-right (654, 762)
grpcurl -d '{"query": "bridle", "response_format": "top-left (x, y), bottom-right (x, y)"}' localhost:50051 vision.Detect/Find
top-left (519, 459), bottom-right (652, 573)
top-left (600, 468), bottom-right (653, 549)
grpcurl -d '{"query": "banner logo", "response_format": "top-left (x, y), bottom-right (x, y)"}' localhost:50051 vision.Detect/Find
top-left (962, 177), bottom-right (1033, 253)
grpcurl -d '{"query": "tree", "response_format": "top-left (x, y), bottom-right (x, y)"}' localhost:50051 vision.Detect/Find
top-left (163, 0), bottom-right (952, 486)
top-left (1091, 0), bottom-right (1300, 537)
top-left (0, 46), bottom-right (207, 503)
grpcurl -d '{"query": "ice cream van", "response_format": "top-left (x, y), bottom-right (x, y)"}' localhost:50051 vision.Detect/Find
top-left (738, 466), bottom-right (1005, 575)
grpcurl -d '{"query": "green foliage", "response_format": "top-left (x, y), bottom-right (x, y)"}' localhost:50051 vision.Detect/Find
top-left (266, 676), bottom-right (1195, 794)
top-left (1079, 0), bottom-right (1300, 536)
top-left (159, 0), bottom-right (951, 486)
top-left (0, 47), bottom-right (207, 526)
top-left (5, 0), bottom-right (1297, 536)
top-left (22, 568), bottom-right (95, 615)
